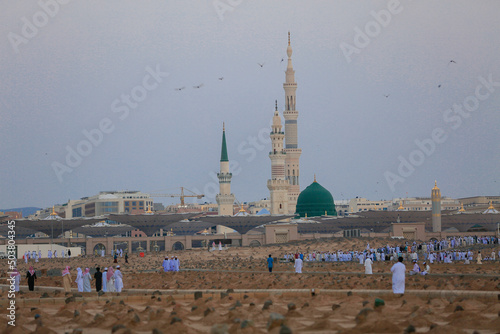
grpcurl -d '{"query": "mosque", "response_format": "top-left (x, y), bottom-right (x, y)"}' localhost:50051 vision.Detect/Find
top-left (215, 32), bottom-right (337, 219)
top-left (1, 35), bottom-right (498, 256)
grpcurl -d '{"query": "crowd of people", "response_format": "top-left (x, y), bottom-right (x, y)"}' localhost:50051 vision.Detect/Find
top-left (22, 249), bottom-right (73, 264)
top-left (278, 235), bottom-right (499, 294)
top-left (9, 235), bottom-right (497, 295)
top-left (281, 236), bottom-right (500, 266)
top-left (10, 251), bottom-right (183, 293)
top-left (162, 256), bottom-right (181, 272)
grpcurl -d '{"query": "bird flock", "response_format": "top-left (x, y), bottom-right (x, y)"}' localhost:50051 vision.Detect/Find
top-left (173, 59), bottom-right (283, 92)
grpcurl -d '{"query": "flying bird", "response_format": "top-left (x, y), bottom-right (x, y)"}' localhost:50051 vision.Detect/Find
top-left (383, 94), bottom-right (390, 98)
top-left (174, 87), bottom-right (185, 91)
top-left (258, 62), bottom-right (265, 67)
top-left (449, 60), bottom-right (456, 64)
top-left (280, 58), bottom-right (284, 63)
top-left (193, 84), bottom-right (204, 89)
top-left (218, 77), bottom-right (224, 80)
top-left (438, 84), bottom-right (442, 88)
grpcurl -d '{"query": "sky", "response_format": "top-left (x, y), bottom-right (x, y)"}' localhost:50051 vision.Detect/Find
top-left (1, 0), bottom-right (499, 209)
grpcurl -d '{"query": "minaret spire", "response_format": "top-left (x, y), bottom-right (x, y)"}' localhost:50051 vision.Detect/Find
top-left (431, 180), bottom-right (442, 232)
top-left (283, 32), bottom-right (301, 214)
top-left (268, 101), bottom-right (289, 214)
top-left (216, 124), bottom-right (235, 215)
top-left (220, 123), bottom-right (228, 162)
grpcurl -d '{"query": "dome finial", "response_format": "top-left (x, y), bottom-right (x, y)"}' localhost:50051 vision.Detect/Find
top-left (223, 122), bottom-right (225, 131)
top-left (314, 174), bottom-right (317, 183)
top-left (459, 202), bottom-right (465, 212)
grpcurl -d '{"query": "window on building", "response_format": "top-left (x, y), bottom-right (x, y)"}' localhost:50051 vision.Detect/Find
top-left (72, 207), bottom-right (82, 217)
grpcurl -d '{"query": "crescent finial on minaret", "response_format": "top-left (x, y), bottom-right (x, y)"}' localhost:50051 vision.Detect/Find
top-left (275, 100), bottom-right (278, 111)
top-left (288, 31), bottom-right (290, 46)
top-left (223, 122), bottom-right (225, 131)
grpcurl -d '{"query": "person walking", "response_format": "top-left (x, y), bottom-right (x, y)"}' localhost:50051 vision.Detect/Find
top-left (267, 254), bottom-right (274, 273)
top-left (294, 256), bottom-right (303, 273)
top-left (75, 268), bottom-right (84, 292)
top-left (114, 265), bottom-right (123, 292)
top-left (364, 256), bottom-right (373, 274)
top-left (102, 268), bottom-right (108, 292)
top-left (390, 257), bottom-right (406, 294)
top-left (82, 268), bottom-right (92, 292)
top-left (26, 266), bottom-right (37, 291)
top-left (62, 266), bottom-right (72, 292)
top-left (11, 268), bottom-right (20, 292)
top-left (94, 267), bottom-right (102, 292)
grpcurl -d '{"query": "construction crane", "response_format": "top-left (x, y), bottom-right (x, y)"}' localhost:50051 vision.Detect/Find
top-left (149, 187), bottom-right (204, 206)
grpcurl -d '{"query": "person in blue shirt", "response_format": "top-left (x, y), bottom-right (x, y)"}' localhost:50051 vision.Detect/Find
top-left (267, 254), bottom-right (274, 272)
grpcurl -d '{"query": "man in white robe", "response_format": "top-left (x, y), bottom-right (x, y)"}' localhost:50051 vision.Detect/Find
top-left (218, 242), bottom-right (222, 251)
top-left (173, 257), bottom-right (180, 271)
top-left (102, 268), bottom-right (107, 292)
top-left (409, 261), bottom-right (420, 275)
top-left (420, 262), bottom-right (430, 275)
top-left (364, 257), bottom-right (373, 274)
top-left (75, 268), bottom-right (84, 292)
top-left (162, 257), bottom-right (169, 272)
top-left (294, 257), bottom-right (303, 273)
top-left (82, 268), bottom-right (92, 292)
top-left (390, 257), bottom-right (406, 294)
top-left (48, 250), bottom-right (52, 259)
top-left (101, 249), bottom-right (105, 257)
top-left (10, 268), bottom-right (20, 292)
top-left (114, 266), bottom-right (123, 292)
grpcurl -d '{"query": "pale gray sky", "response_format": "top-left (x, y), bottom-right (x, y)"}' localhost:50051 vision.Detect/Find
top-left (1, 0), bottom-right (499, 209)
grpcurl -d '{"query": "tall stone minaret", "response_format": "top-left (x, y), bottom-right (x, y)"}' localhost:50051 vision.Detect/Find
top-left (216, 123), bottom-right (235, 215)
top-left (267, 101), bottom-right (290, 215)
top-left (431, 181), bottom-right (441, 232)
top-left (283, 32), bottom-right (302, 214)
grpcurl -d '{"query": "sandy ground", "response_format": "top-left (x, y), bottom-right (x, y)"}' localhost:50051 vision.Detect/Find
top-left (1, 237), bottom-right (499, 333)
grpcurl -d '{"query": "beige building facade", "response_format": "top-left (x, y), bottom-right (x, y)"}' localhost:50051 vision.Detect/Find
top-left (63, 191), bottom-right (153, 218)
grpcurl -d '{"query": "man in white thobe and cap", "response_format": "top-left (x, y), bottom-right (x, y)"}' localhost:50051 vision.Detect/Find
top-left (390, 257), bottom-right (406, 294)
top-left (294, 256), bottom-right (303, 273)
top-left (165, 256), bottom-right (170, 272)
top-left (174, 257), bottom-right (180, 272)
top-left (114, 266), bottom-right (123, 292)
top-left (364, 256), bottom-right (373, 274)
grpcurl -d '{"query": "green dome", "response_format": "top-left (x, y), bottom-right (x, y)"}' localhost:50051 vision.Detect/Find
top-left (295, 180), bottom-right (337, 218)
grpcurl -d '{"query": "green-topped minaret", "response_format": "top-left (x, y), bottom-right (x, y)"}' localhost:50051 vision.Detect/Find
top-left (220, 123), bottom-right (228, 162)
top-left (216, 123), bottom-right (235, 215)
